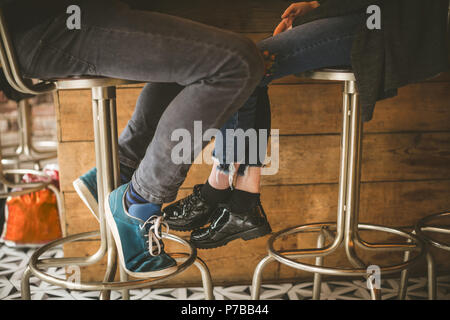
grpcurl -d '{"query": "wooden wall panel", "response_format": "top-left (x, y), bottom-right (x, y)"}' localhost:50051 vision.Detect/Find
top-left (64, 181), bottom-right (450, 237)
top-left (57, 81), bottom-right (450, 142)
top-left (57, 132), bottom-right (450, 193)
top-left (134, 0), bottom-right (287, 33)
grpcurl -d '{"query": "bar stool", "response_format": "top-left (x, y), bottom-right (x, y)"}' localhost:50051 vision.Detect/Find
top-left (0, 10), bottom-right (213, 300)
top-left (399, 210), bottom-right (450, 300)
top-left (0, 64), bottom-right (57, 171)
top-left (251, 68), bottom-right (426, 300)
top-left (1, 101), bottom-right (57, 178)
top-left (11, 98), bottom-right (57, 168)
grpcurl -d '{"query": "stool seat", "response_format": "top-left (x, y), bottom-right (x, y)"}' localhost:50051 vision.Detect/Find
top-left (54, 76), bottom-right (140, 90)
top-left (297, 67), bottom-right (356, 81)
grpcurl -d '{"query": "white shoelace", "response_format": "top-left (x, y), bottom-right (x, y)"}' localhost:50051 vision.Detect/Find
top-left (139, 215), bottom-right (169, 257)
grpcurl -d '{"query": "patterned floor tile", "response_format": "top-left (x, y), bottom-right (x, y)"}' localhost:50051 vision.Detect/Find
top-left (0, 243), bottom-right (448, 300)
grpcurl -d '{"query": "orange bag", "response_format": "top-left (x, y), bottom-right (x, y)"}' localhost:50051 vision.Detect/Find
top-left (3, 188), bottom-right (62, 246)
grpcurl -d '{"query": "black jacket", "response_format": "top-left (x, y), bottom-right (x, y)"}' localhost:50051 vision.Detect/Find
top-left (294, 0), bottom-right (450, 121)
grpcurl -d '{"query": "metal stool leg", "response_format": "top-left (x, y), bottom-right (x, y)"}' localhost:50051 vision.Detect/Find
top-left (399, 245), bottom-right (436, 300)
top-left (91, 87), bottom-right (120, 300)
top-left (15, 99), bottom-right (57, 169)
top-left (120, 267), bottom-right (130, 300)
top-left (312, 231), bottom-right (325, 300)
top-left (398, 245), bottom-right (411, 300)
top-left (194, 257), bottom-right (214, 300)
top-left (343, 82), bottom-right (381, 300)
top-left (426, 251), bottom-right (437, 300)
top-left (20, 266), bottom-right (33, 300)
top-left (414, 212), bottom-right (450, 300)
top-left (16, 99), bottom-right (33, 158)
top-left (251, 255), bottom-right (276, 300)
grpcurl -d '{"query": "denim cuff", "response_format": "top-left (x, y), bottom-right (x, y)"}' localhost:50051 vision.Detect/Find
top-left (131, 174), bottom-right (178, 204)
top-left (211, 149), bottom-right (264, 175)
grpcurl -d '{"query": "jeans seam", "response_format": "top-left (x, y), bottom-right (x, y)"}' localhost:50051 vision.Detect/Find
top-left (37, 41), bottom-right (97, 74)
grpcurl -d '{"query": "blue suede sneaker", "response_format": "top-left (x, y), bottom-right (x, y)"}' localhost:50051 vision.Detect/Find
top-left (73, 167), bottom-right (99, 220)
top-left (105, 183), bottom-right (177, 278)
top-left (74, 165), bottom-right (134, 221)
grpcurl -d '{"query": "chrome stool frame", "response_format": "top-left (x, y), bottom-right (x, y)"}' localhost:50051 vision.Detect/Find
top-left (13, 98), bottom-right (57, 165)
top-left (251, 69), bottom-right (425, 300)
top-left (0, 9), bottom-right (213, 300)
top-left (1, 99), bottom-right (57, 172)
top-left (399, 211), bottom-right (450, 300)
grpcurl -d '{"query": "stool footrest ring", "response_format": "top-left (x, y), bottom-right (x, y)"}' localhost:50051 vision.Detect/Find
top-left (26, 232), bottom-right (200, 292)
top-left (267, 223), bottom-right (425, 277)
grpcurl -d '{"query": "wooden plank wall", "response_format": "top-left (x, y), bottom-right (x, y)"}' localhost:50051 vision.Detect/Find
top-left (56, 0), bottom-right (450, 287)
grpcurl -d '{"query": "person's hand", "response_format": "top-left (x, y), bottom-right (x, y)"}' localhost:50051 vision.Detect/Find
top-left (273, 1), bottom-right (320, 36)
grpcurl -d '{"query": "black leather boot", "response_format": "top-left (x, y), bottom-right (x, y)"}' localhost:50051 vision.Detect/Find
top-left (190, 201), bottom-right (272, 249)
top-left (163, 184), bottom-right (218, 231)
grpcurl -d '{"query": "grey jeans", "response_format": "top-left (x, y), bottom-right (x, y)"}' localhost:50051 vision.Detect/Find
top-left (11, 0), bottom-right (264, 204)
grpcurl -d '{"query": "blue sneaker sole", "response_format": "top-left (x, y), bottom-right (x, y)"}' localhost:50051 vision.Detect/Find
top-left (73, 178), bottom-right (99, 222)
top-left (104, 188), bottom-right (178, 278)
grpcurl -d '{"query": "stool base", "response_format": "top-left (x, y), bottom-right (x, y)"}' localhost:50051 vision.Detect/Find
top-left (251, 222), bottom-right (425, 300)
top-left (21, 232), bottom-right (214, 300)
top-left (399, 211), bottom-right (450, 300)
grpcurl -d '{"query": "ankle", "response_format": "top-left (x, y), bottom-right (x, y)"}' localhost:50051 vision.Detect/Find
top-left (200, 180), bottom-right (232, 206)
top-left (229, 189), bottom-right (260, 213)
top-left (125, 183), bottom-right (162, 221)
top-left (207, 173), bottom-right (231, 190)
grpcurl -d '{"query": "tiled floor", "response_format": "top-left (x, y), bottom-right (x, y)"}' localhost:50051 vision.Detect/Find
top-left (1, 243), bottom-right (449, 300)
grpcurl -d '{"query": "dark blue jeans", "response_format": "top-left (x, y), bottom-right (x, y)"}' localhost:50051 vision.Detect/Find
top-left (213, 13), bottom-right (365, 177)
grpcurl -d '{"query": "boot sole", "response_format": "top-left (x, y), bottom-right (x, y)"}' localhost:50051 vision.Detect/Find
top-left (192, 223), bottom-right (272, 249)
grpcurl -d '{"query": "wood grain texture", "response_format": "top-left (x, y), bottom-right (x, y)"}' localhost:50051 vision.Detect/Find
top-left (57, 81), bottom-right (450, 142)
top-left (57, 132), bottom-right (450, 193)
top-left (131, 0), bottom-right (288, 33)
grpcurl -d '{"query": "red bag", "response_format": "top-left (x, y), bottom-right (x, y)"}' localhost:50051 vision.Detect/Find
top-left (1, 166), bottom-right (62, 246)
